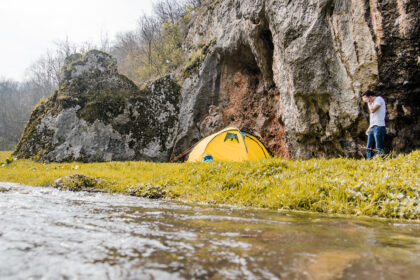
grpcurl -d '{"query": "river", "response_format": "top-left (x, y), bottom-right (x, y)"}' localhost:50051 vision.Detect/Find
top-left (0, 183), bottom-right (419, 279)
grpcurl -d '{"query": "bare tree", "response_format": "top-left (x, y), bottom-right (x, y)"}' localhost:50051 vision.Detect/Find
top-left (98, 31), bottom-right (112, 53)
top-left (112, 32), bottom-right (141, 56)
top-left (138, 15), bottom-right (160, 69)
top-left (153, 0), bottom-right (185, 24)
top-left (25, 54), bottom-right (56, 96)
top-left (110, 0), bottom-right (193, 82)
top-left (184, 0), bottom-right (203, 9)
top-left (25, 37), bottom-right (80, 91)
top-left (111, 31), bottom-right (143, 81)
top-left (0, 78), bottom-right (49, 150)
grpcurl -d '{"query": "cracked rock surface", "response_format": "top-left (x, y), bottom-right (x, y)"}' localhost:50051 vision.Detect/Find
top-left (174, 0), bottom-right (419, 158)
top-left (14, 1), bottom-right (420, 161)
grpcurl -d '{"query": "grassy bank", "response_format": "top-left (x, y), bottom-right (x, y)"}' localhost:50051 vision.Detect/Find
top-left (0, 151), bottom-right (419, 219)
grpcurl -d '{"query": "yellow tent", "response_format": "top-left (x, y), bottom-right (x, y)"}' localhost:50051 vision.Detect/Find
top-left (187, 127), bottom-right (271, 162)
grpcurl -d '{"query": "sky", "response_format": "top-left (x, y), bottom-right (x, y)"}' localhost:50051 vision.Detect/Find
top-left (0, 0), bottom-right (154, 82)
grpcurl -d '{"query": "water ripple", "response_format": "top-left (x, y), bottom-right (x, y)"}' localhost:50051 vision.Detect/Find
top-left (0, 183), bottom-right (419, 279)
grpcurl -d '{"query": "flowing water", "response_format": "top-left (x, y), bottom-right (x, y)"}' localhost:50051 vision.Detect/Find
top-left (0, 182), bottom-right (419, 280)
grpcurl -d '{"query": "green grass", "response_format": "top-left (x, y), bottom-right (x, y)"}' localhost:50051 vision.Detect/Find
top-left (0, 151), bottom-right (419, 219)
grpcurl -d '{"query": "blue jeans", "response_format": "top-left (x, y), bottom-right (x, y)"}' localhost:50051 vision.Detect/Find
top-left (367, 126), bottom-right (386, 159)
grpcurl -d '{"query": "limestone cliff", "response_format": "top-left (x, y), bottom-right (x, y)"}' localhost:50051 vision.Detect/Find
top-left (14, 50), bottom-right (180, 162)
top-left (15, 0), bottom-right (419, 162)
top-left (174, 0), bottom-right (419, 158)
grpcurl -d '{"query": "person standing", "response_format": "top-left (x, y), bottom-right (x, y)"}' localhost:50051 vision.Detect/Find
top-left (362, 90), bottom-right (386, 159)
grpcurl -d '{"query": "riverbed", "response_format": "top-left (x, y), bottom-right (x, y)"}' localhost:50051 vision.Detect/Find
top-left (0, 183), bottom-right (419, 279)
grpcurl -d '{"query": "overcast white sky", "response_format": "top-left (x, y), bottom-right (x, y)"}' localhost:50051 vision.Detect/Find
top-left (0, 0), bottom-right (154, 81)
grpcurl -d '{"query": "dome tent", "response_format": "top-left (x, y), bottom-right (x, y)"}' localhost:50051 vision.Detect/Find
top-left (187, 127), bottom-right (271, 162)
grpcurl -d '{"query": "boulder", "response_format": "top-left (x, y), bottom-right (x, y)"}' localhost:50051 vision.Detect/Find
top-left (53, 174), bottom-right (108, 192)
top-left (14, 50), bottom-right (181, 162)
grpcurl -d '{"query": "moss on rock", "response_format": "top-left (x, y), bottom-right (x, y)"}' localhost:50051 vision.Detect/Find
top-left (183, 39), bottom-right (216, 79)
top-left (14, 50), bottom-right (181, 163)
top-left (53, 174), bottom-right (108, 192)
top-left (128, 183), bottom-right (170, 199)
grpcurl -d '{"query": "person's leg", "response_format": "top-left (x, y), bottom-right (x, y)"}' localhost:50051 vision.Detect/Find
top-left (374, 126), bottom-right (386, 156)
top-left (367, 127), bottom-right (375, 159)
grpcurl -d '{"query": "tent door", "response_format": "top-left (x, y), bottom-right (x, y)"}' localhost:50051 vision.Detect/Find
top-left (224, 133), bottom-right (239, 143)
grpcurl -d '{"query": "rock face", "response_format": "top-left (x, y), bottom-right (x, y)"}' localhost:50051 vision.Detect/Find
top-left (14, 1), bottom-right (419, 161)
top-left (14, 50), bottom-right (180, 162)
top-left (174, 0), bottom-right (419, 158)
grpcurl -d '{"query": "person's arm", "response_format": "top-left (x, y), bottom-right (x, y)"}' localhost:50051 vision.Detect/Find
top-left (368, 102), bottom-right (380, 113)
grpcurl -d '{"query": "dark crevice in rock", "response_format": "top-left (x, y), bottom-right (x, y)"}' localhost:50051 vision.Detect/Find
top-left (372, 0), bottom-right (420, 153)
top-left (250, 13), bottom-right (276, 90)
top-left (362, 0), bottom-right (379, 51)
top-left (260, 28), bottom-right (274, 64)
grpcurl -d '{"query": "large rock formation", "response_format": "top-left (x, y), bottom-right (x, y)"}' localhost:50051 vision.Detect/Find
top-left (15, 0), bottom-right (419, 161)
top-left (14, 50), bottom-right (180, 162)
top-left (174, 0), bottom-right (419, 158)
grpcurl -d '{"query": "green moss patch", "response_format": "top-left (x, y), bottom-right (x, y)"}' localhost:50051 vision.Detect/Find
top-left (183, 39), bottom-right (216, 78)
top-left (53, 174), bottom-right (108, 192)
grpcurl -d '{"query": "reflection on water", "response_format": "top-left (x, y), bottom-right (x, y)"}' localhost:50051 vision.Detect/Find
top-left (0, 183), bottom-right (419, 279)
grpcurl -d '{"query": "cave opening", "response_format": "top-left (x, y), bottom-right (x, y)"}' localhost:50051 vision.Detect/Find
top-left (219, 43), bottom-right (264, 126)
top-left (198, 16), bottom-right (288, 157)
